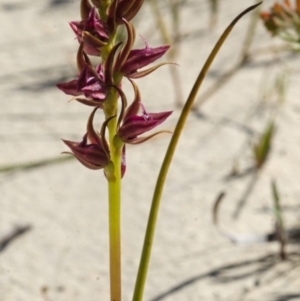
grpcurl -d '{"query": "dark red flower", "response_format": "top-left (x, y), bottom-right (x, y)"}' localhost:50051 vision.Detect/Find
top-left (70, 7), bottom-right (110, 56)
top-left (120, 42), bottom-right (170, 78)
top-left (62, 108), bottom-right (110, 170)
top-left (57, 63), bottom-right (107, 106)
top-left (113, 21), bottom-right (170, 78)
top-left (117, 84), bottom-right (172, 144)
top-left (63, 134), bottom-right (110, 170)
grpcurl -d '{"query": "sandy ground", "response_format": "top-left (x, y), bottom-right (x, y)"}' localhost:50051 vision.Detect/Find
top-left (1, 0), bottom-right (300, 300)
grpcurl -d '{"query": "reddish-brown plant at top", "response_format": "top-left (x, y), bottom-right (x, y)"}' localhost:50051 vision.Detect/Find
top-left (261, 0), bottom-right (300, 47)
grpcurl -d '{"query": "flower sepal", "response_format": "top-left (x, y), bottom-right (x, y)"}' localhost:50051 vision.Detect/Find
top-left (117, 85), bottom-right (172, 144)
top-left (70, 7), bottom-right (110, 56)
top-left (57, 49), bottom-right (108, 106)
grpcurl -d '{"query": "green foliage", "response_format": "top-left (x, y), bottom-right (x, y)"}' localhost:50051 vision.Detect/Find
top-left (253, 120), bottom-right (275, 169)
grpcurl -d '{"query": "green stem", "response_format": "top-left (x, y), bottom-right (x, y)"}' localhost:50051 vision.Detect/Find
top-left (100, 23), bottom-right (122, 299)
top-left (193, 0), bottom-right (261, 110)
top-left (106, 86), bottom-right (122, 301)
top-left (132, 3), bottom-right (262, 301)
top-left (108, 150), bottom-right (122, 301)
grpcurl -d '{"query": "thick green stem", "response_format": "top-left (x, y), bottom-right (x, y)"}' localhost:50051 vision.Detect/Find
top-left (132, 4), bottom-right (261, 301)
top-left (108, 150), bottom-right (122, 301)
top-left (99, 21), bottom-right (123, 299)
top-left (106, 85), bottom-right (122, 301)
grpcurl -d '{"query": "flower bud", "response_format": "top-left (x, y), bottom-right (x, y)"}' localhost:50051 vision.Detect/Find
top-left (116, 0), bottom-right (144, 22)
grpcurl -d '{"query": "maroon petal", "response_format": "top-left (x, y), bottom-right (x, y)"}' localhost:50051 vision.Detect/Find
top-left (120, 41), bottom-right (170, 75)
top-left (70, 21), bottom-right (84, 40)
top-left (73, 97), bottom-right (104, 107)
top-left (127, 130), bottom-right (172, 145)
top-left (127, 62), bottom-right (175, 79)
top-left (62, 136), bottom-right (110, 170)
top-left (118, 109), bottom-right (172, 142)
top-left (114, 19), bottom-right (136, 71)
top-left (57, 80), bottom-right (82, 96)
top-left (123, 80), bottom-right (141, 122)
top-left (94, 23), bottom-right (110, 40)
top-left (82, 82), bottom-right (107, 100)
top-left (82, 31), bottom-right (107, 55)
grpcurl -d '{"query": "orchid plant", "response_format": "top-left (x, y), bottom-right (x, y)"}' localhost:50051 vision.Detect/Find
top-left (57, 1), bottom-right (261, 300)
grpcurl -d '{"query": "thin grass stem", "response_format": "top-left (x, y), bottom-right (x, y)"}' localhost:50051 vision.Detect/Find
top-left (132, 4), bottom-right (262, 301)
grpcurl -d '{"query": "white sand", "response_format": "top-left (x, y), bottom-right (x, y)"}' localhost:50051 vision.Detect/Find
top-left (0, 0), bottom-right (300, 300)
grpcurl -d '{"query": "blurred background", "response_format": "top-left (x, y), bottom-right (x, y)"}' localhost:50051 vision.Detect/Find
top-left (1, 0), bottom-right (300, 300)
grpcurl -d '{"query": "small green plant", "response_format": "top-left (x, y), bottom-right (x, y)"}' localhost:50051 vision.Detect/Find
top-left (253, 120), bottom-right (275, 170)
top-left (229, 119), bottom-right (275, 219)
